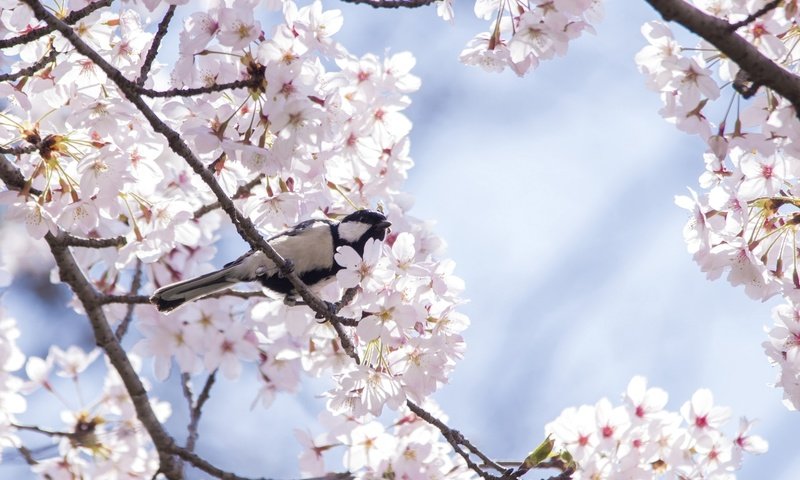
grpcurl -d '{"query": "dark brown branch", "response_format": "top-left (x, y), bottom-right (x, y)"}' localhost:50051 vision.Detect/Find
top-left (100, 294), bottom-right (151, 305)
top-left (57, 234), bottom-right (127, 248)
top-left (100, 289), bottom-right (265, 305)
top-left (169, 445), bottom-right (269, 480)
top-left (406, 401), bottom-right (505, 480)
top-left (45, 231), bottom-right (182, 479)
top-left (644, 0), bottom-right (800, 117)
top-left (0, 0), bottom-right (113, 49)
top-left (0, 144), bottom-right (38, 155)
top-left (339, 0), bottom-right (436, 9)
top-left (138, 79), bottom-right (258, 98)
top-left (0, 48), bottom-right (57, 82)
top-left (15, 446), bottom-right (38, 466)
top-left (12, 423), bottom-right (72, 438)
top-left (115, 259), bottom-right (143, 340)
top-left (137, 5), bottom-right (177, 87)
top-left (728, 0), bottom-right (782, 31)
top-left (171, 443), bottom-right (355, 480)
top-left (0, 154), bottom-right (29, 190)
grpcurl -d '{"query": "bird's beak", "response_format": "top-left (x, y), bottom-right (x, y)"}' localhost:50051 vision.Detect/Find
top-left (377, 220), bottom-right (392, 230)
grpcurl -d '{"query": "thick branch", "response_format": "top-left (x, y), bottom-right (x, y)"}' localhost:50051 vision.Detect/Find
top-left (644, 0), bottom-right (800, 116)
top-left (0, 154), bottom-right (182, 479)
top-left (46, 234), bottom-right (182, 479)
top-left (54, 234), bottom-right (127, 248)
top-left (0, 154), bottom-right (29, 190)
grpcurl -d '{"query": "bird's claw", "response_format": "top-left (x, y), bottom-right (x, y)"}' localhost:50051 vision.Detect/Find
top-left (280, 259), bottom-right (295, 277)
top-left (315, 301), bottom-right (338, 322)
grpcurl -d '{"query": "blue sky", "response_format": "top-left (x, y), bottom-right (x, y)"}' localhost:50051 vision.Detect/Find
top-left (5, 0), bottom-right (800, 478)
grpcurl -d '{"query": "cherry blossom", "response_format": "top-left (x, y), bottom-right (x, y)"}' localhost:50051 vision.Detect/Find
top-left (546, 376), bottom-right (766, 478)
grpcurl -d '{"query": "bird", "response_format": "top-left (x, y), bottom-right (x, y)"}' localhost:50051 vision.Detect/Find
top-left (150, 210), bottom-right (391, 313)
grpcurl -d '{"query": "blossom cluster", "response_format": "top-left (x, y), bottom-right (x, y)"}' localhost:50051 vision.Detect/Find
top-left (0, 308), bottom-right (25, 463)
top-left (0, 0), bottom-right (469, 476)
top-left (635, 3), bottom-right (800, 409)
top-left (546, 376), bottom-right (767, 479)
top-left (296, 402), bottom-right (472, 479)
top-left (444, 0), bottom-right (603, 76)
top-left (0, 312), bottom-right (170, 478)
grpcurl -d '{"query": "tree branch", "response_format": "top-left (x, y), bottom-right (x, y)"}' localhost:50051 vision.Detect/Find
top-left (194, 174), bottom-right (265, 218)
top-left (137, 79), bottom-right (259, 98)
top-left (136, 4), bottom-right (177, 87)
top-left (46, 233), bottom-right (182, 478)
top-left (644, 0), bottom-right (800, 117)
top-left (115, 259), bottom-right (143, 340)
top-left (728, 0), bottom-right (782, 31)
top-left (54, 234), bottom-right (127, 248)
top-left (181, 370), bottom-right (216, 453)
top-left (0, 48), bottom-right (57, 82)
top-left (0, 154), bottom-right (30, 190)
top-left (0, 0), bottom-right (113, 49)
top-left (0, 144), bottom-right (39, 155)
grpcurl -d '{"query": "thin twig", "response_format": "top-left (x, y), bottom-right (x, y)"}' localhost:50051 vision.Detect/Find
top-left (15, 446), bottom-right (38, 466)
top-left (182, 371), bottom-right (217, 453)
top-left (137, 5), bottom-right (177, 87)
top-left (728, 0), bottom-right (782, 31)
top-left (0, 48), bottom-right (57, 82)
top-left (137, 79), bottom-right (258, 98)
top-left (0, 144), bottom-right (39, 155)
top-left (100, 294), bottom-right (151, 305)
top-left (100, 289), bottom-right (265, 305)
top-left (194, 174), bottom-right (266, 218)
top-left (169, 445), bottom-right (269, 480)
top-left (406, 401), bottom-right (504, 480)
top-left (115, 260), bottom-right (143, 340)
top-left (12, 423), bottom-right (72, 438)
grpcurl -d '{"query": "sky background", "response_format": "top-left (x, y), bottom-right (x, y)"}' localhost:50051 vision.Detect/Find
top-left (4, 0), bottom-right (800, 478)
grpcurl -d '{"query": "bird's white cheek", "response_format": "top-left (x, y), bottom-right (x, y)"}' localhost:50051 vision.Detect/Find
top-left (338, 222), bottom-right (370, 243)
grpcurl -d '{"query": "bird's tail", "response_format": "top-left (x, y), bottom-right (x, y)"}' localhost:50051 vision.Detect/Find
top-left (150, 267), bottom-right (240, 313)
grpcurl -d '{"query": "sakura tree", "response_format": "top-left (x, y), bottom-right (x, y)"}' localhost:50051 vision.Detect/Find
top-left (0, 0), bottom-right (794, 479)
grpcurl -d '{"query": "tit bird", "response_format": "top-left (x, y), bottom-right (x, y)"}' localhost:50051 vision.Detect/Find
top-left (150, 210), bottom-right (391, 313)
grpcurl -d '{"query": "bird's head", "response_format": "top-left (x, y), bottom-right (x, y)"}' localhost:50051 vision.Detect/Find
top-left (337, 210), bottom-right (392, 247)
